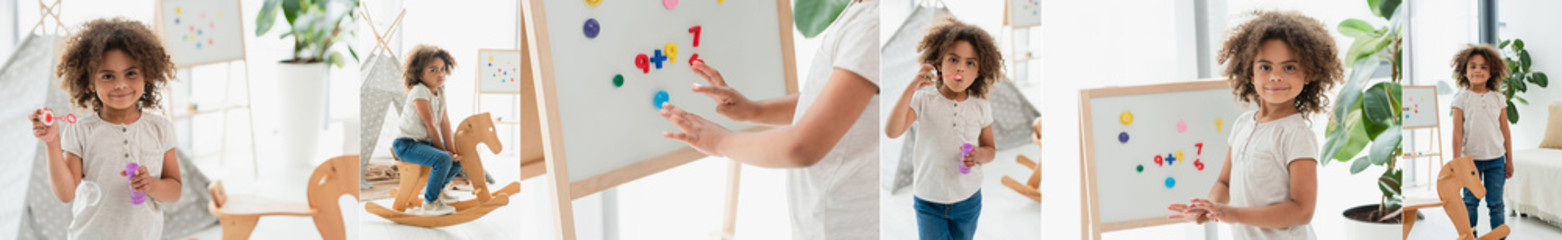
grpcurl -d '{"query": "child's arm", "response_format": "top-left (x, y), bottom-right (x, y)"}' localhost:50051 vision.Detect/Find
top-left (1452, 108), bottom-right (1464, 159)
top-left (1170, 147), bottom-right (1232, 224)
top-left (33, 108), bottom-right (84, 203)
top-left (690, 61), bottom-right (799, 126)
top-left (661, 68), bottom-right (878, 168)
top-left (962, 125), bottom-right (997, 167)
top-left (885, 64), bottom-right (936, 138)
top-left (1194, 158), bottom-right (1319, 228)
top-left (1501, 110), bottom-right (1513, 178)
top-left (441, 110), bottom-right (455, 151)
top-left (413, 99), bottom-right (446, 151)
top-left (127, 149), bottom-right (182, 202)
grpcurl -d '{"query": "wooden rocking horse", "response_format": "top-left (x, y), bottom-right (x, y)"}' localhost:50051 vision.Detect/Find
top-left (364, 113), bottom-right (522, 227)
top-left (1001, 117), bottom-right (1042, 203)
top-left (1388, 156), bottom-right (1509, 240)
top-left (207, 155), bottom-right (360, 240)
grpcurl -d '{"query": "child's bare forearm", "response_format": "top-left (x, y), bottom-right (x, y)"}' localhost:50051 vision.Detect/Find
top-left (1225, 201), bottom-right (1313, 228)
top-left (147, 177), bottom-right (182, 202)
top-left (749, 94), bottom-right (799, 126)
top-left (44, 143), bottom-right (80, 203)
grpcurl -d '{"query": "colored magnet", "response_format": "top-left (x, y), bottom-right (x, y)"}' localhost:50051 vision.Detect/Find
top-left (663, 0), bottom-right (678, 9)
top-left (1166, 153), bottom-right (1176, 165)
top-left (650, 49), bottom-right (667, 69)
top-left (688, 53), bottom-right (701, 66)
top-left (1176, 120), bottom-right (1187, 133)
top-left (1154, 155), bottom-right (1164, 166)
top-left (1165, 177), bottom-right (1176, 188)
top-left (635, 54), bottom-right (650, 73)
top-left (1137, 164), bottom-right (1144, 173)
top-left (1176, 151), bottom-right (1185, 161)
top-left (584, 18), bottom-right (601, 39)
top-left (664, 42), bottom-right (678, 63)
top-left (1118, 132), bottom-right (1129, 143)
top-left (653, 90), bottom-right (670, 109)
top-left (613, 74), bottom-right (625, 87)
top-left (1195, 143), bottom-right (1204, 155)
top-left (688, 26), bottom-right (703, 47)
top-left (1215, 119), bottom-right (1224, 132)
top-left (1119, 111), bottom-right (1134, 125)
top-left (585, 0), bottom-right (602, 7)
top-left (1194, 159), bottom-right (1206, 171)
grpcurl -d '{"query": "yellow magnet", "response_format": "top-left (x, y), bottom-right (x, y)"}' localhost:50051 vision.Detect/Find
top-left (585, 0), bottom-right (602, 7)
top-left (665, 42), bottom-right (678, 63)
top-left (1120, 111), bottom-right (1134, 126)
top-left (1215, 119), bottom-right (1224, 132)
top-left (1176, 151), bottom-right (1184, 161)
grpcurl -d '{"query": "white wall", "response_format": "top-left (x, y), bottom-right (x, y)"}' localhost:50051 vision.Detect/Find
top-left (1499, 0), bottom-right (1562, 149)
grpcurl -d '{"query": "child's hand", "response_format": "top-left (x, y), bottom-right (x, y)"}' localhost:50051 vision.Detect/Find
top-left (121, 165), bottom-right (153, 193)
top-left (1506, 162), bottom-right (1514, 179)
top-left (909, 64), bottom-right (936, 91)
top-left (659, 103), bottom-right (731, 157)
top-left (691, 61), bottom-right (760, 122)
top-left (1167, 203), bottom-right (1213, 224)
top-left (29, 108), bottom-right (59, 145)
top-left (961, 147), bottom-right (981, 168)
top-left (1186, 198), bottom-right (1233, 222)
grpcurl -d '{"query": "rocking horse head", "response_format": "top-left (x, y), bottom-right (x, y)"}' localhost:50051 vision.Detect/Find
top-left (1441, 156), bottom-right (1484, 197)
top-left (454, 113), bottom-right (503, 156)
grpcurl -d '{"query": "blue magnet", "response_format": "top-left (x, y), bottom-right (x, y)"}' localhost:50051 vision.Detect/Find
top-left (650, 49), bottom-right (667, 69)
top-left (1165, 177), bottom-right (1176, 188)
top-left (654, 90), bottom-right (670, 109)
top-left (1118, 132), bottom-right (1129, 143)
top-left (584, 18), bottom-right (601, 39)
top-left (1166, 153), bottom-right (1177, 164)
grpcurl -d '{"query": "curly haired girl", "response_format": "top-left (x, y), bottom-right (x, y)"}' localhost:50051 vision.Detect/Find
top-left (29, 17), bottom-right (182, 240)
top-left (393, 45), bottom-right (461, 215)
top-left (1449, 44), bottom-right (1512, 238)
top-left (885, 16), bottom-right (1003, 240)
top-left (1168, 10), bottom-right (1341, 240)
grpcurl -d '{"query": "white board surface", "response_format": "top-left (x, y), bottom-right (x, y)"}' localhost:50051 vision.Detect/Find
top-left (529, 0), bottom-right (792, 185)
top-left (476, 49), bottom-right (524, 93)
top-left (1010, 0), bottom-right (1040, 27)
top-left (1081, 80), bottom-right (1242, 231)
top-left (158, 0), bottom-right (246, 67)
top-left (1402, 86), bottom-right (1438, 128)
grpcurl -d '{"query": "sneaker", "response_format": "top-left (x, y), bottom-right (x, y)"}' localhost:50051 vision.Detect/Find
top-left (438, 188), bottom-right (461, 204)
top-left (418, 199), bottom-right (455, 215)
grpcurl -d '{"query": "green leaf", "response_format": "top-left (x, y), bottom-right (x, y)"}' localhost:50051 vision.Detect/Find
top-left (1350, 155), bottom-right (1372, 174)
top-left (1368, 126), bottom-right (1402, 166)
top-left (256, 0), bottom-right (280, 35)
top-left (1515, 78), bottom-right (1529, 92)
top-left (1338, 19), bottom-right (1381, 38)
top-left (1378, 168), bottom-right (1403, 200)
top-left (1508, 100), bottom-right (1521, 124)
top-left (1333, 60), bottom-right (1381, 127)
top-left (793, 0), bottom-right (849, 38)
top-left (1516, 96), bottom-right (1529, 105)
top-left (1533, 72), bottom-right (1549, 87)
top-left (1362, 82), bottom-right (1402, 137)
top-left (281, 0), bottom-right (303, 26)
top-left (1520, 49), bottom-right (1532, 72)
top-left (1500, 39), bottom-right (1513, 49)
top-left (1376, 0), bottom-right (1402, 19)
top-left (1515, 39), bottom-right (1526, 51)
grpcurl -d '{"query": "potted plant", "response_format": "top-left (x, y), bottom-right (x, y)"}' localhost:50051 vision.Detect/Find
top-left (1322, 0), bottom-right (1409, 239)
top-left (256, 0), bottom-right (359, 168)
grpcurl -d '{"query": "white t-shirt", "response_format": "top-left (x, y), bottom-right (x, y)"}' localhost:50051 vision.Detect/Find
top-left (785, 1), bottom-right (879, 239)
top-left (909, 88), bottom-right (992, 203)
top-left (61, 113), bottom-right (175, 240)
top-left (1226, 110), bottom-right (1317, 240)
top-left (398, 84), bottom-right (445, 141)
top-left (1451, 90), bottom-right (1507, 160)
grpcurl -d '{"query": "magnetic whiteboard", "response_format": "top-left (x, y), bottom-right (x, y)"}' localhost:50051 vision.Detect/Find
top-left (525, 0), bottom-right (795, 197)
top-left (1010, 0), bottom-right (1040, 27)
top-left (1080, 80), bottom-right (1242, 233)
top-left (158, 0), bottom-right (246, 67)
top-left (1402, 85), bottom-right (1439, 128)
top-left (476, 49), bottom-right (523, 93)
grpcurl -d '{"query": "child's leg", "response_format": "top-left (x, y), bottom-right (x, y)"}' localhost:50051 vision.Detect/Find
top-left (914, 196), bottom-right (953, 240)
top-left (1480, 157), bottom-right (1508, 237)
top-left (392, 139), bottom-right (456, 202)
top-left (947, 191), bottom-right (982, 240)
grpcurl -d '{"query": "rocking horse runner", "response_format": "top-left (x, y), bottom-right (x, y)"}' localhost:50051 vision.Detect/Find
top-left (1387, 156), bottom-right (1509, 240)
top-left (365, 113), bottom-right (521, 227)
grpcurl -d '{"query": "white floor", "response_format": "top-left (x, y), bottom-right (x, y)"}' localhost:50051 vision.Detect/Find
top-left (880, 145), bottom-right (1044, 240)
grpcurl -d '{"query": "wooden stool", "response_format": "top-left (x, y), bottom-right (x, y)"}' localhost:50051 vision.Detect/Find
top-left (207, 155), bottom-right (360, 240)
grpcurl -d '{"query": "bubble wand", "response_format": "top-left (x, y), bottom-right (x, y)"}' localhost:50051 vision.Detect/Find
top-left (959, 143), bottom-right (975, 174)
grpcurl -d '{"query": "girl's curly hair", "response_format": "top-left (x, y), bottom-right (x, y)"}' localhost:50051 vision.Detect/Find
top-left (1218, 10), bottom-right (1342, 117)
top-left (57, 18), bottom-right (176, 113)
top-left (1451, 44), bottom-right (1507, 91)
top-left (917, 16), bottom-right (1003, 98)
top-left (403, 45), bottom-right (456, 91)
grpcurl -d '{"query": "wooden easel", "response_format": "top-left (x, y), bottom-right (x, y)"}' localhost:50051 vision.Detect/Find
top-left (1386, 156), bottom-right (1510, 240)
top-left (153, 0), bottom-right (261, 178)
top-left (1402, 85), bottom-right (1446, 190)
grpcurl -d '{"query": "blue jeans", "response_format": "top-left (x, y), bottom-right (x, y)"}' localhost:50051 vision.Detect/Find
top-left (915, 190), bottom-right (982, 240)
top-left (1461, 156), bottom-right (1506, 239)
top-left (392, 138), bottom-right (462, 202)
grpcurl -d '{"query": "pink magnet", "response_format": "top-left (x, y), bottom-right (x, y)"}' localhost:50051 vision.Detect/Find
top-left (663, 0), bottom-right (678, 9)
top-left (1176, 120), bottom-right (1187, 133)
